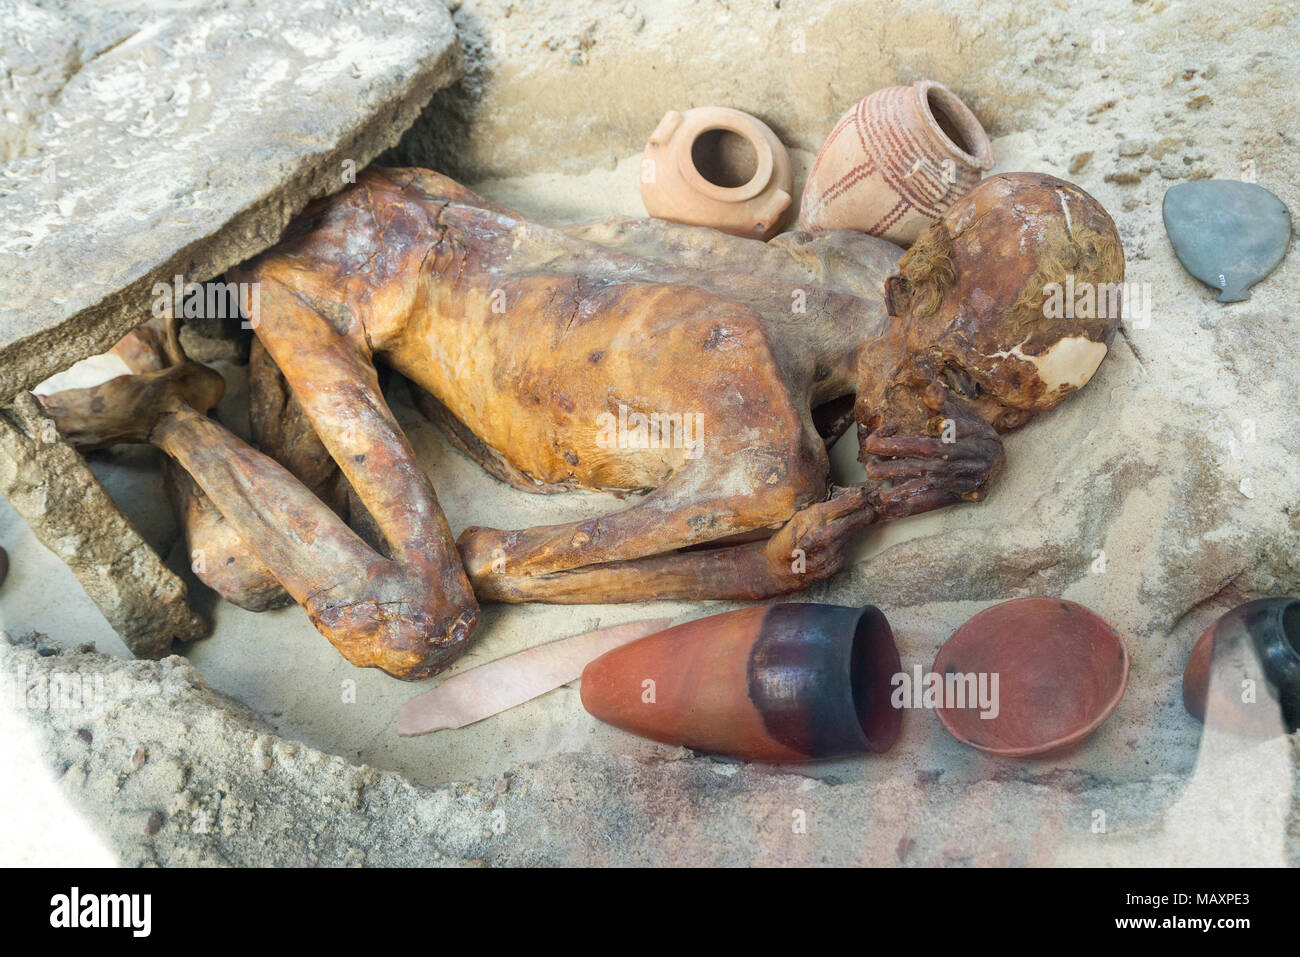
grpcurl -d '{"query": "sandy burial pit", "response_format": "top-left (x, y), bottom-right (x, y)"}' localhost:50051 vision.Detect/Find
top-left (1, 0), bottom-right (1298, 865)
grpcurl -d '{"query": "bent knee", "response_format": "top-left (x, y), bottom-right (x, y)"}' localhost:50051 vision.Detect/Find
top-left (306, 572), bottom-right (479, 680)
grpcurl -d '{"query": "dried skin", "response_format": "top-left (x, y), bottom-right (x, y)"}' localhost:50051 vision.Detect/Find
top-left (80, 321), bottom-right (293, 612)
top-left (40, 170), bottom-right (1122, 679)
top-left (225, 168), bottom-right (906, 622)
top-left (165, 459), bottom-right (292, 612)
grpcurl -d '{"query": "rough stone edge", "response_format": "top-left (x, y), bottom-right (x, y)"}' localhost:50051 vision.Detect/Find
top-left (10, 640), bottom-right (1293, 867)
top-left (0, 32), bottom-right (464, 400)
top-left (0, 393), bottom-right (201, 657)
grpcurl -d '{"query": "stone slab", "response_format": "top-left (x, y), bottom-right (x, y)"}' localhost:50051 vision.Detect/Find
top-left (0, 0), bottom-right (462, 398)
top-left (0, 393), bottom-right (202, 656)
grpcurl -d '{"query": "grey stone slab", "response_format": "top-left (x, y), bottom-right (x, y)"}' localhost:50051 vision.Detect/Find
top-left (0, 0), bottom-right (462, 398)
top-left (0, 393), bottom-right (203, 656)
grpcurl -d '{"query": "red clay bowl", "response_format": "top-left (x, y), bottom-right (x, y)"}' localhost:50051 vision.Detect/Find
top-left (932, 597), bottom-right (1129, 758)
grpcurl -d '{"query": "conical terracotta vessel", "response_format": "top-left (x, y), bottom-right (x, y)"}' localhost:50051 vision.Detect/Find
top-left (1182, 597), bottom-right (1300, 737)
top-left (580, 603), bottom-right (902, 762)
top-left (798, 79), bottom-right (993, 245)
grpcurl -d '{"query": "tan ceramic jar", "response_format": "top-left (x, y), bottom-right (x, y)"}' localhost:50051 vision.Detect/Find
top-left (798, 80), bottom-right (993, 245)
top-left (640, 106), bottom-right (794, 240)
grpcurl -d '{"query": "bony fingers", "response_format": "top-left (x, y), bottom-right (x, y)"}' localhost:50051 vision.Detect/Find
top-left (872, 479), bottom-right (956, 513)
top-left (863, 457), bottom-right (930, 480)
top-left (866, 424), bottom-right (996, 456)
top-left (865, 452), bottom-right (986, 479)
top-left (781, 490), bottom-right (872, 547)
top-left (866, 456), bottom-right (980, 480)
top-left (861, 433), bottom-right (947, 457)
top-left (928, 421), bottom-right (995, 447)
top-left (828, 486), bottom-right (874, 517)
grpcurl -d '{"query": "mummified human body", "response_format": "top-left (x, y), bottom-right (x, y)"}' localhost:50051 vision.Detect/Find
top-left (42, 170), bottom-right (1124, 679)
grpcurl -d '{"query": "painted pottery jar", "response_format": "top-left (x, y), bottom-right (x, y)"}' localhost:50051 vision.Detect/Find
top-left (799, 79), bottom-right (993, 245)
top-left (640, 106), bottom-right (794, 240)
top-left (580, 603), bottom-right (902, 761)
top-left (931, 598), bottom-right (1129, 758)
top-left (1182, 597), bottom-right (1300, 737)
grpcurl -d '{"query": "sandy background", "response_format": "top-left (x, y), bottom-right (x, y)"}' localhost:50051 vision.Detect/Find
top-left (2, 0), bottom-right (1297, 865)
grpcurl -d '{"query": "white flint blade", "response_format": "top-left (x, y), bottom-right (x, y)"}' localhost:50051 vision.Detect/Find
top-left (396, 618), bottom-right (673, 736)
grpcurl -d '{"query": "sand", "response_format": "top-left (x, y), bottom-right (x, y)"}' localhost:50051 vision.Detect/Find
top-left (2, 0), bottom-right (1298, 865)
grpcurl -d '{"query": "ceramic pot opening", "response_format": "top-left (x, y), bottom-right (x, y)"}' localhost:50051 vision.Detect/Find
top-left (848, 605), bottom-right (899, 746)
top-left (920, 83), bottom-right (993, 169)
top-left (1281, 600), bottom-right (1300, 659)
top-left (691, 127), bottom-right (760, 190)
